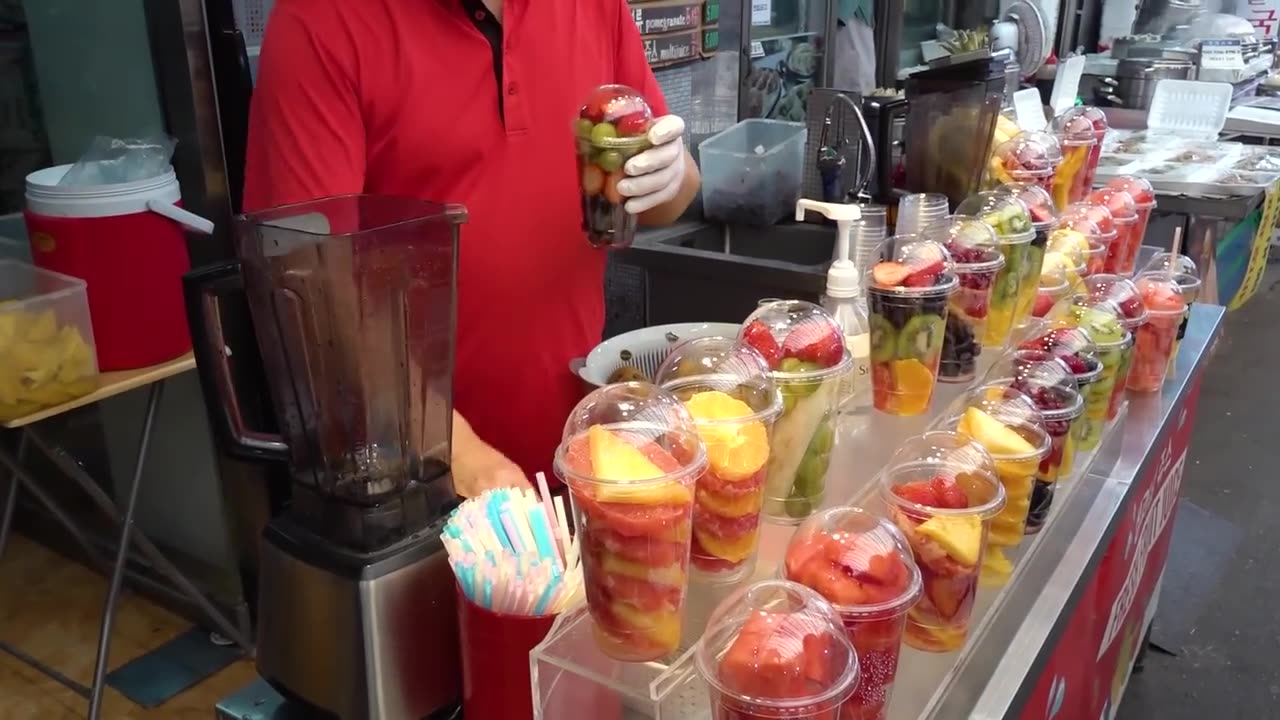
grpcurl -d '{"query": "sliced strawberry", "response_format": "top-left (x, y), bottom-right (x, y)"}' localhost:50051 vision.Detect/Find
top-left (872, 261), bottom-right (912, 287)
top-left (892, 481), bottom-right (939, 507)
top-left (615, 112), bottom-right (651, 138)
top-left (1032, 292), bottom-right (1056, 318)
top-left (741, 320), bottom-right (782, 369)
top-left (782, 319), bottom-right (843, 367)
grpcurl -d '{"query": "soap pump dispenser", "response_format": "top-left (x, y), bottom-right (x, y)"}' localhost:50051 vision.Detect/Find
top-left (796, 199), bottom-right (870, 413)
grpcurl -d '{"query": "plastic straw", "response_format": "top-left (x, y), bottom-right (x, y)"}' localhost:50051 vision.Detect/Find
top-left (1169, 227), bottom-right (1183, 280)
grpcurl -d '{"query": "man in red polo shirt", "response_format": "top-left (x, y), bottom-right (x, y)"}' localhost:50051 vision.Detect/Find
top-left (244, 0), bottom-right (700, 496)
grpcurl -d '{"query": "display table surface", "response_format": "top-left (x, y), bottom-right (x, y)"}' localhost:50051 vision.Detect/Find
top-left (1, 353), bottom-right (196, 429)
top-left (530, 303), bottom-right (1224, 720)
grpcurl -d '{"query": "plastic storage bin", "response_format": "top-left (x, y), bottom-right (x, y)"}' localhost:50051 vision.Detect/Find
top-left (698, 119), bottom-right (807, 226)
top-left (0, 260), bottom-right (98, 423)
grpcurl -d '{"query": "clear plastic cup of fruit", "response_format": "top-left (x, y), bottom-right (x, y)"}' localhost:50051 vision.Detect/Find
top-left (1031, 256), bottom-right (1074, 320)
top-left (1127, 273), bottom-right (1188, 392)
top-left (1105, 176), bottom-right (1156, 275)
top-left (1014, 322), bottom-right (1106, 458)
top-left (574, 85), bottom-right (654, 249)
top-left (1086, 188), bottom-right (1140, 276)
top-left (933, 385), bottom-right (1050, 585)
top-left (1045, 223), bottom-right (1092, 278)
top-left (994, 183), bottom-right (1059, 331)
top-left (1083, 274), bottom-right (1149, 412)
top-left (1066, 298), bottom-right (1134, 430)
top-left (1062, 203), bottom-right (1117, 277)
top-left (554, 382), bottom-right (707, 662)
top-left (926, 217), bottom-right (1005, 384)
top-left (1141, 252), bottom-right (1202, 373)
top-left (987, 131), bottom-right (1063, 195)
top-left (739, 300), bottom-right (851, 524)
top-left (655, 337), bottom-right (784, 583)
top-left (879, 432), bottom-right (1005, 652)
top-left (955, 192), bottom-right (1036, 349)
top-left (698, 579), bottom-right (861, 720)
top-left (783, 507), bottom-right (922, 720)
top-left (1051, 106), bottom-right (1108, 209)
top-left (982, 353), bottom-right (1085, 533)
top-left (865, 238), bottom-right (959, 416)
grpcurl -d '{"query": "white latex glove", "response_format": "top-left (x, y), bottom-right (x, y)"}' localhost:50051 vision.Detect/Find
top-left (617, 115), bottom-right (687, 214)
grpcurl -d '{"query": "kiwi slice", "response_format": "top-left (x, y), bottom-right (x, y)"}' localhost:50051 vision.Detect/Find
top-left (895, 313), bottom-right (946, 361)
top-left (870, 314), bottom-right (897, 362)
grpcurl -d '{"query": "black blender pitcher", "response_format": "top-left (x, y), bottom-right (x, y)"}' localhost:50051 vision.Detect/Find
top-left (185, 194), bottom-right (465, 719)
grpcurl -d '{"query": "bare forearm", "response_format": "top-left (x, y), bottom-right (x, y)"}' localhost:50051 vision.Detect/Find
top-left (639, 148), bottom-right (700, 226)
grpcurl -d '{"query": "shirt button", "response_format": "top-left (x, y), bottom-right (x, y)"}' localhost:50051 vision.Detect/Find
top-left (507, 83), bottom-right (519, 95)
top-left (473, 9), bottom-right (485, 20)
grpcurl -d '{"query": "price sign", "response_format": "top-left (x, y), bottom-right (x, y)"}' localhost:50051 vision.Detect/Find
top-left (749, 40), bottom-right (765, 58)
top-left (750, 0), bottom-right (771, 26)
top-left (1200, 39), bottom-right (1245, 70)
top-left (643, 30), bottom-right (701, 68)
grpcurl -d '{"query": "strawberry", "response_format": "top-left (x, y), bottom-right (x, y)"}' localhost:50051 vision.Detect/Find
top-left (929, 475), bottom-right (969, 509)
top-left (892, 481), bottom-right (938, 507)
top-left (872, 261), bottom-right (912, 287)
top-left (904, 260), bottom-right (944, 287)
top-left (615, 112), bottom-right (651, 138)
top-left (782, 319), bottom-right (844, 368)
top-left (1032, 292), bottom-right (1056, 318)
top-left (741, 320), bottom-right (782, 369)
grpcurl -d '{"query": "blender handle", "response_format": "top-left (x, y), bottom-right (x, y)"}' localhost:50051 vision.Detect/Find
top-left (185, 262), bottom-right (291, 461)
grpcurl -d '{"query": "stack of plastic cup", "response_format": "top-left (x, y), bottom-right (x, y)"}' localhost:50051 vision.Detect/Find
top-left (1142, 252), bottom-right (1202, 372)
top-left (698, 579), bottom-right (860, 719)
top-left (987, 131), bottom-right (1063, 195)
top-left (934, 385), bottom-right (1050, 585)
top-left (1083, 274), bottom-right (1149, 413)
top-left (1128, 273), bottom-right (1188, 392)
top-left (927, 217), bottom-right (1005, 383)
top-left (995, 183), bottom-right (1059, 330)
top-left (655, 337), bottom-right (783, 584)
top-left (1105, 176), bottom-right (1157, 275)
top-left (574, 85), bottom-right (654, 249)
top-left (1014, 322), bottom-right (1106, 457)
top-left (852, 204), bottom-right (889, 272)
top-left (784, 507), bottom-right (922, 720)
top-left (879, 432), bottom-right (1005, 651)
top-left (982, 352), bottom-right (1085, 532)
top-left (554, 382), bottom-right (707, 662)
top-left (1087, 188), bottom-right (1140, 276)
top-left (1062, 203), bottom-right (1117, 278)
top-left (896, 193), bottom-right (950, 237)
top-left (1051, 106), bottom-right (1109, 210)
top-left (738, 300), bottom-right (852, 523)
top-left (955, 192), bottom-right (1036, 349)
top-left (865, 237), bottom-right (960, 416)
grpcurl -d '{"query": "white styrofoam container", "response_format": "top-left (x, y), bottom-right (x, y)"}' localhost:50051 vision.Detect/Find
top-left (1146, 80), bottom-right (1234, 139)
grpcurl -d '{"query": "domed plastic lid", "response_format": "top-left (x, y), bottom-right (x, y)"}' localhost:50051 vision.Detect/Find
top-left (554, 381), bottom-right (707, 497)
top-left (698, 579), bottom-right (860, 715)
top-left (879, 431), bottom-right (1005, 518)
top-left (937, 384), bottom-right (1051, 462)
top-left (1063, 202), bottom-right (1117, 240)
top-left (956, 191), bottom-right (1035, 242)
top-left (983, 352), bottom-right (1084, 422)
top-left (1053, 106), bottom-right (1108, 144)
top-left (867, 236), bottom-right (960, 297)
top-left (1133, 273), bottom-right (1189, 319)
top-left (1142, 252), bottom-right (1202, 304)
top-left (784, 507), bottom-right (922, 619)
top-left (739, 300), bottom-right (852, 381)
top-left (926, 216), bottom-right (1005, 273)
top-left (656, 336), bottom-right (782, 416)
top-left (991, 131), bottom-right (1064, 181)
top-left (997, 182), bottom-right (1059, 230)
top-left (1046, 226), bottom-right (1094, 268)
top-left (1015, 322), bottom-right (1104, 382)
top-left (1106, 175), bottom-right (1156, 209)
top-left (1042, 249), bottom-right (1084, 287)
top-left (1037, 257), bottom-right (1072, 295)
top-left (1067, 297), bottom-right (1132, 348)
top-left (576, 84), bottom-right (654, 149)
top-left (1087, 188), bottom-right (1138, 224)
top-left (1084, 274), bottom-right (1149, 328)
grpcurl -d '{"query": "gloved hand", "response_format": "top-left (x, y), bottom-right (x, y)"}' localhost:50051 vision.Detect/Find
top-left (617, 115), bottom-right (687, 215)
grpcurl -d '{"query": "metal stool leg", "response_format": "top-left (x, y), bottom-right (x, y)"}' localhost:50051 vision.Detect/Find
top-left (87, 382), bottom-right (163, 720)
top-left (0, 432), bottom-right (28, 562)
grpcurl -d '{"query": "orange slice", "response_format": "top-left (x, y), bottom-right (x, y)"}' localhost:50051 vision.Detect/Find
top-left (890, 359), bottom-right (935, 415)
top-left (693, 527), bottom-right (759, 563)
top-left (684, 391), bottom-right (770, 481)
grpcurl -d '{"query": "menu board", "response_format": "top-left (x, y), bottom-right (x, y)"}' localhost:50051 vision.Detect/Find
top-left (629, 0), bottom-right (718, 67)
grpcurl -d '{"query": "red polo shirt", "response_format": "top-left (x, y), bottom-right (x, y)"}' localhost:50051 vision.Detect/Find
top-left (244, 0), bottom-right (668, 481)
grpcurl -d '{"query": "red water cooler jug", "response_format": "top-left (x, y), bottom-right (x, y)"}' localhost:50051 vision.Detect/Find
top-left (23, 165), bottom-right (213, 371)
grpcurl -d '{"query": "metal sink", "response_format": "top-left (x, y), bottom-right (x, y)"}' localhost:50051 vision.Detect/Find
top-left (616, 221), bottom-right (834, 325)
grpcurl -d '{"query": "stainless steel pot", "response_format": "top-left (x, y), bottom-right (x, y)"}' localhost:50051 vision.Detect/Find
top-left (1112, 58), bottom-right (1194, 110)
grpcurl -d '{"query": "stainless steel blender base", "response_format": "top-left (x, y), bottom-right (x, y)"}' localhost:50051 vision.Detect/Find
top-left (255, 521), bottom-right (460, 719)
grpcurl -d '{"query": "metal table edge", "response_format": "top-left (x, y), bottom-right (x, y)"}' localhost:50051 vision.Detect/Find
top-left (927, 304), bottom-right (1226, 720)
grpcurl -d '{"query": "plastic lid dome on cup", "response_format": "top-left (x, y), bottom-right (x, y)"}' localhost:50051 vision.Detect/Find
top-left (991, 131), bottom-right (1064, 181)
top-left (738, 300), bottom-right (853, 381)
top-left (1053, 105), bottom-right (1109, 144)
top-left (955, 191), bottom-right (1035, 242)
top-left (1086, 187), bottom-right (1138, 224)
top-left (1083, 274), bottom-right (1150, 328)
top-left (996, 182), bottom-right (1059, 230)
top-left (933, 384), bottom-right (1052, 464)
top-left (1105, 175), bottom-right (1156, 209)
top-left (866, 236), bottom-right (960, 296)
top-left (879, 431), bottom-right (1007, 518)
top-left (576, 84), bottom-right (654, 149)
top-left (1141, 252), bottom-right (1202, 304)
top-left (554, 381), bottom-right (707, 493)
top-left (1132, 273), bottom-right (1189, 319)
top-left (654, 336), bottom-right (784, 426)
top-left (1062, 201), bottom-right (1117, 240)
top-left (697, 579), bottom-right (861, 715)
top-left (1013, 322), bottom-right (1104, 382)
top-left (982, 352), bottom-right (1085, 422)
top-left (924, 216), bottom-right (1005, 274)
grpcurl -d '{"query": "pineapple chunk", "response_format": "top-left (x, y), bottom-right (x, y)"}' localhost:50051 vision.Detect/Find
top-left (917, 515), bottom-right (983, 567)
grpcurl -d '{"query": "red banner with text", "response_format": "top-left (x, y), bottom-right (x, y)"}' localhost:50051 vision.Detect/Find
top-left (1020, 376), bottom-right (1203, 720)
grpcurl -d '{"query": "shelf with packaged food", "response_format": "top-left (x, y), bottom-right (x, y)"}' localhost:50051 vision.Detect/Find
top-left (531, 302), bottom-right (1224, 720)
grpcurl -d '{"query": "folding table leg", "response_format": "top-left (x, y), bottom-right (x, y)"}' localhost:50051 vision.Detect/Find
top-left (86, 381), bottom-right (163, 720)
top-left (0, 432), bottom-right (28, 562)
